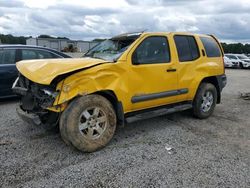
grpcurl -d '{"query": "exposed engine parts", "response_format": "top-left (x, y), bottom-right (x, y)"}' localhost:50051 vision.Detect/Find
top-left (13, 75), bottom-right (58, 111)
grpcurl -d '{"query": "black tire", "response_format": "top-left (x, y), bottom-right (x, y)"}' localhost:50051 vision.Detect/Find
top-left (59, 94), bottom-right (117, 152)
top-left (239, 63), bottom-right (244, 69)
top-left (193, 83), bottom-right (217, 119)
top-left (59, 106), bottom-right (73, 146)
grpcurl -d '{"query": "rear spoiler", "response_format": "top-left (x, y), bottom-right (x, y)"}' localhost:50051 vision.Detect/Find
top-left (209, 34), bottom-right (224, 56)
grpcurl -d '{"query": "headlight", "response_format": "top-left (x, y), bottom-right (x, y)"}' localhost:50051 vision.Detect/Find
top-left (12, 77), bottom-right (19, 88)
top-left (41, 88), bottom-right (58, 98)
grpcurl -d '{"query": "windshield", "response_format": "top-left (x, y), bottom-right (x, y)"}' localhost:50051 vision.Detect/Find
top-left (225, 55), bottom-right (237, 60)
top-left (84, 36), bottom-right (139, 62)
top-left (237, 55), bottom-right (248, 60)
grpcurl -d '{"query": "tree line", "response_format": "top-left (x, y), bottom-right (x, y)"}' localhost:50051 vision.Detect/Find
top-left (0, 34), bottom-right (28, 44)
top-left (0, 34), bottom-right (250, 54)
top-left (0, 34), bottom-right (69, 45)
top-left (221, 43), bottom-right (250, 54)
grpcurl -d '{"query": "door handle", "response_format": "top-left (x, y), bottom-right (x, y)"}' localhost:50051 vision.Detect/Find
top-left (166, 68), bottom-right (176, 72)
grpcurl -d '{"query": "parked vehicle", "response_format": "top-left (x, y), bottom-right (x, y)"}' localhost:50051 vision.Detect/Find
top-left (223, 56), bottom-right (234, 68)
top-left (0, 45), bottom-right (71, 98)
top-left (13, 32), bottom-right (226, 152)
top-left (225, 53), bottom-right (250, 69)
top-left (224, 54), bottom-right (240, 68)
top-left (235, 54), bottom-right (250, 68)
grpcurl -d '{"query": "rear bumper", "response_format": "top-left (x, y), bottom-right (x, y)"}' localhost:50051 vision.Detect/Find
top-left (16, 106), bottom-right (41, 125)
top-left (216, 74), bottom-right (227, 91)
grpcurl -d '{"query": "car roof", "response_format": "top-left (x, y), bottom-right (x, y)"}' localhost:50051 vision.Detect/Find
top-left (0, 44), bottom-right (71, 58)
top-left (141, 31), bottom-right (210, 37)
top-left (111, 31), bottom-right (210, 40)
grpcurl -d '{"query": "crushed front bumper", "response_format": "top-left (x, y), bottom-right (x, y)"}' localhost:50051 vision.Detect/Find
top-left (16, 106), bottom-right (41, 126)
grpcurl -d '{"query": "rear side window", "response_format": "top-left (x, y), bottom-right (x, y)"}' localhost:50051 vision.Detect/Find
top-left (174, 35), bottom-right (199, 62)
top-left (200, 37), bottom-right (221, 57)
top-left (0, 49), bottom-right (16, 64)
top-left (22, 50), bottom-right (37, 60)
top-left (36, 50), bottom-right (58, 58)
top-left (21, 49), bottom-right (58, 60)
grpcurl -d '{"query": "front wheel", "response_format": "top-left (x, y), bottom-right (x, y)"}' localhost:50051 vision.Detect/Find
top-left (193, 83), bottom-right (217, 119)
top-left (59, 94), bottom-right (117, 152)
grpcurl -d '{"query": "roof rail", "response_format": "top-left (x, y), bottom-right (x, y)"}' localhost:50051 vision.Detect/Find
top-left (111, 30), bottom-right (146, 39)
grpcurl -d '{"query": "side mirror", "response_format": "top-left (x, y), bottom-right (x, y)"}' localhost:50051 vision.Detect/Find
top-left (132, 51), bottom-right (139, 65)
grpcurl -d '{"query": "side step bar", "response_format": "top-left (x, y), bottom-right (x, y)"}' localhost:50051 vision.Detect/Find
top-left (125, 102), bottom-right (192, 123)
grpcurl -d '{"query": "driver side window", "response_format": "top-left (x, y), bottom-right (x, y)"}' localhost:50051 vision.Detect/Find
top-left (132, 36), bottom-right (170, 65)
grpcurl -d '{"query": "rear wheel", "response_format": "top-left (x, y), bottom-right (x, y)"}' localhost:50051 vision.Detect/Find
top-left (193, 83), bottom-right (217, 119)
top-left (59, 95), bottom-right (117, 152)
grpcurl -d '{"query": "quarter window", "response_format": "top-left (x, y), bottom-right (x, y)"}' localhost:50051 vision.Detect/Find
top-left (0, 49), bottom-right (16, 64)
top-left (132, 36), bottom-right (170, 64)
top-left (174, 35), bottom-right (200, 62)
top-left (200, 37), bottom-right (221, 57)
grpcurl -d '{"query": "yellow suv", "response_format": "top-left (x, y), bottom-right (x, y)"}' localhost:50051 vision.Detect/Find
top-left (13, 32), bottom-right (227, 152)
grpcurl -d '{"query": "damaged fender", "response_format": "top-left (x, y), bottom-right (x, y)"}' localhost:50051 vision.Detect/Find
top-left (54, 62), bottom-right (129, 109)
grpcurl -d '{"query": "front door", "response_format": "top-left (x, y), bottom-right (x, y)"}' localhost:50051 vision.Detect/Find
top-left (127, 35), bottom-right (178, 111)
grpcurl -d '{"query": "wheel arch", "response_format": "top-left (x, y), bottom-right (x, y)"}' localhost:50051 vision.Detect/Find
top-left (94, 90), bottom-right (125, 126)
top-left (198, 76), bottom-right (221, 104)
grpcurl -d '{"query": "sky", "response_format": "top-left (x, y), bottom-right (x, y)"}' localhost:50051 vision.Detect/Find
top-left (0, 0), bottom-right (250, 43)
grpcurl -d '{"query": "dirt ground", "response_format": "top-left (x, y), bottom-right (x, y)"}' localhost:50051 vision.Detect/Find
top-left (0, 69), bottom-right (249, 188)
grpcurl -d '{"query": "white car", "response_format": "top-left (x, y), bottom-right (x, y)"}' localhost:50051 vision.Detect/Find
top-left (225, 54), bottom-right (250, 68)
top-left (224, 54), bottom-right (239, 68)
top-left (223, 56), bottom-right (234, 68)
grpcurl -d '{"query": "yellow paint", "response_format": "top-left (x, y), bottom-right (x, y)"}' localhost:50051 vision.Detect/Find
top-left (16, 32), bottom-right (224, 114)
top-left (16, 58), bottom-right (108, 84)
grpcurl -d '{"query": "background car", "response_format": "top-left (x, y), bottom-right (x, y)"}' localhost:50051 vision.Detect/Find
top-left (0, 45), bottom-right (71, 98)
top-left (224, 54), bottom-right (240, 68)
top-left (223, 56), bottom-right (234, 68)
top-left (225, 53), bottom-right (250, 69)
top-left (235, 54), bottom-right (250, 68)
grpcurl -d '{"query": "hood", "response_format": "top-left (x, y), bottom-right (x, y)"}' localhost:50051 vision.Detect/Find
top-left (16, 57), bottom-right (108, 85)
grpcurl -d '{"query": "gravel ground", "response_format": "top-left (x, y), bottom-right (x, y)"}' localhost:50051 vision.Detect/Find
top-left (0, 69), bottom-right (249, 188)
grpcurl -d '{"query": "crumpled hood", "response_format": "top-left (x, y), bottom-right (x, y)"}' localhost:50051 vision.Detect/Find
top-left (16, 57), bottom-right (108, 85)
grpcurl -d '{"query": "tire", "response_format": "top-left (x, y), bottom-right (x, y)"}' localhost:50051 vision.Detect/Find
top-left (239, 63), bottom-right (244, 69)
top-left (193, 83), bottom-right (217, 119)
top-left (59, 94), bottom-right (117, 152)
top-left (59, 107), bottom-right (73, 146)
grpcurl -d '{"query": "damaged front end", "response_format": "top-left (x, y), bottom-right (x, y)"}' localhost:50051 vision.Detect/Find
top-left (13, 74), bottom-right (60, 127)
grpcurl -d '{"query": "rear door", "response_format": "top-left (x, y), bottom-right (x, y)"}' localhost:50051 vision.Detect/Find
top-left (0, 48), bottom-right (18, 97)
top-left (172, 34), bottom-right (201, 102)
